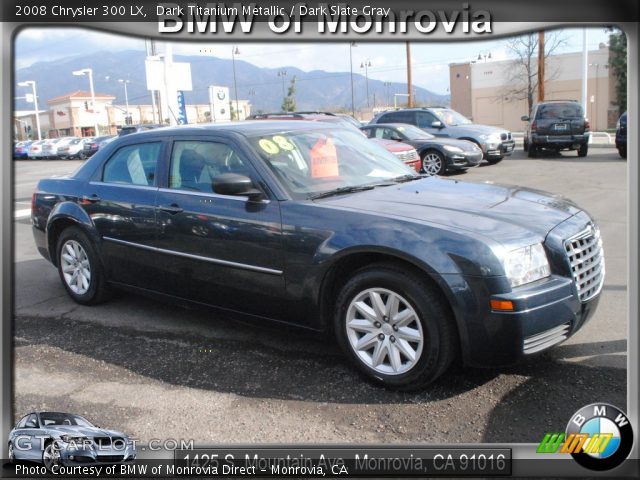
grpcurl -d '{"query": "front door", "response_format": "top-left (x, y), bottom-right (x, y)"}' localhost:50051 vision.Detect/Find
top-left (153, 138), bottom-right (286, 319)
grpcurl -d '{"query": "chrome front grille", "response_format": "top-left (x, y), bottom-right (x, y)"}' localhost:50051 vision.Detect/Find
top-left (523, 323), bottom-right (571, 354)
top-left (394, 149), bottom-right (419, 162)
top-left (564, 224), bottom-right (605, 302)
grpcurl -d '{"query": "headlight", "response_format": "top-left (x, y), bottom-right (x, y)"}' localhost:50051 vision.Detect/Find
top-left (502, 243), bottom-right (550, 287)
top-left (60, 435), bottom-right (89, 445)
top-left (443, 145), bottom-right (464, 153)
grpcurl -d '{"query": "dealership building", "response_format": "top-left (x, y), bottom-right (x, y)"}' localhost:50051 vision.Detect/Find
top-left (14, 90), bottom-right (251, 140)
top-left (449, 45), bottom-right (617, 132)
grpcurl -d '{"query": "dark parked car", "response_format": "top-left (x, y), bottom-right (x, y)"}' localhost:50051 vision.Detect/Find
top-left (522, 100), bottom-right (590, 157)
top-left (615, 111), bottom-right (627, 158)
top-left (370, 107), bottom-right (515, 163)
top-left (83, 135), bottom-right (116, 157)
top-left (118, 124), bottom-right (163, 136)
top-left (361, 123), bottom-right (482, 176)
top-left (32, 121), bottom-right (604, 390)
top-left (8, 412), bottom-right (135, 470)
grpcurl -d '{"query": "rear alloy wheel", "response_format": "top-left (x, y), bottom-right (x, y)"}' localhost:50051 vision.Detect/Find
top-left (57, 226), bottom-right (110, 305)
top-left (577, 143), bottom-right (588, 157)
top-left (335, 263), bottom-right (456, 390)
top-left (421, 150), bottom-right (445, 176)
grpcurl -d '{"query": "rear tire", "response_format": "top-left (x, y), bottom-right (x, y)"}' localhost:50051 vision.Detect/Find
top-left (577, 143), bottom-right (588, 157)
top-left (56, 226), bottom-right (111, 305)
top-left (528, 145), bottom-right (538, 158)
top-left (618, 147), bottom-right (626, 159)
top-left (334, 263), bottom-right (456, 390)
top-left (523, 139), bottom-right (529, 152)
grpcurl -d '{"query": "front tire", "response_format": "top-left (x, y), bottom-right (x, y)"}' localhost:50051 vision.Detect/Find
top-left (8, 442), bottom-right (15, 464)
top-left (56, 226), bottom-right (111, 305)
top-left (421, 150), bottom-right (446, 176)
top-left (334, 263), bottom-right (456, 390)
top-left (42, 441), bottom-right (61, 471)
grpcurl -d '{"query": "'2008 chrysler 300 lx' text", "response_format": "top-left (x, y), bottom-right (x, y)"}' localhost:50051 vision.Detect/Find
top-left (32, 121), bottom-right (604, 390)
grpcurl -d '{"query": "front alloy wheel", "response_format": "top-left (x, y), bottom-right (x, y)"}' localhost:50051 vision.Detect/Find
top-left (346, 288), bottom-right (423, 375)
top-left (422, 151), bottom-right (445, 176)
top-left (335, 263), bottom-right (456, 390)
top-left (42, 442), bottom-right (61, 471)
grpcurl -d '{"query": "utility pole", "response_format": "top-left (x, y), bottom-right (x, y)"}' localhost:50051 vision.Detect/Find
top-left (406, 42), bottom-right (413, 107)
top-left (537, 31), bottom-right (545, 102)
top-left (349, 42), bottom-right (356, 117)
top-left (581, 29), bottom-right (588, 115)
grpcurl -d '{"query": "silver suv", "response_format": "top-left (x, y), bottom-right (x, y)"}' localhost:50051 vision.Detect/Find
top-left (371, 107), bottom-right (515, 163)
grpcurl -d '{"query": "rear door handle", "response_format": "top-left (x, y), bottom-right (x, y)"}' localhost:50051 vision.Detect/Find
top-left (158, 203), bottom-right (184, 214)
top-left (81, 194), bottom-right (101, 204)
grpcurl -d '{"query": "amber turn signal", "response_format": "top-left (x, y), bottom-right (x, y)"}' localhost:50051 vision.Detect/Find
top-left (491, 299), bottom-right (514, 311)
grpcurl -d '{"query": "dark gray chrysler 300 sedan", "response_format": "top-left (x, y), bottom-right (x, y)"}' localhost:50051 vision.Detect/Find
top-left (31, 121), bottom-right (604, 390)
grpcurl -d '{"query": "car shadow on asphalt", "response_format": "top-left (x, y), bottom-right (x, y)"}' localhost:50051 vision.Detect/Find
top-left (481, 341), bottom-right (627, 443)
top-left (525, 149), bottom-right (626, 163)
top-left (13, 287), bottom-right (627, 409)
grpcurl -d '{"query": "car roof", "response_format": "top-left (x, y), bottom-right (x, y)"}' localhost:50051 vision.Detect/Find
top-left (364, 123), bottom-right (419, 129)
top-left (121, 120), bottom-right (337, 139)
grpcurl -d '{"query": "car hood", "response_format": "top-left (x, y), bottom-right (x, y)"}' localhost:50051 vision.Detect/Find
top-left (45, 425), bottom-right (126, 438)
top-left (323, 177), bottom-right (581, 246)
top-left (414, 137), bottom-right (480, 152)
top-left (447, 124), bottom-right (509, 135)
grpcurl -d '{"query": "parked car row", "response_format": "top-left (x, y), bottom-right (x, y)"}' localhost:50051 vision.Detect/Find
top-left (14, 135), bottom-right (116, 160)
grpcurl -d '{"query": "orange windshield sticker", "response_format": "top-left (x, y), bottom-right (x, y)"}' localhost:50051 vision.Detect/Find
top-left (310, 138), bottom-right (339, 178)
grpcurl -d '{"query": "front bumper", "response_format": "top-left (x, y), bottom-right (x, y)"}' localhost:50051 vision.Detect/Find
top-left (445, 150), bottom-right (483, 171)
top-left (59, 444), bottom-right (136, 466)
top-left (461, 274), bottom-right (600, 367)
top-left (483, 140), bottom-right (515, 159)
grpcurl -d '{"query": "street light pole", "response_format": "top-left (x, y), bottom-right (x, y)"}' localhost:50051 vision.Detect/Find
top-left (277, 69), bottom-right (287, 99)
top-left (72, 68), bottom-right (99, 135)
top-left (118, 79), bottom-right (130, 123)
top-left (360, 59), bottom-right (372, 108)
top-left (349, 42), bottom-right (356, 117)
top-left (231, 46), bottom-right (240, 120)
top-left (17, 80), bottom-right (41, 140)
top-left (383, 81), bottom-right (391, 108)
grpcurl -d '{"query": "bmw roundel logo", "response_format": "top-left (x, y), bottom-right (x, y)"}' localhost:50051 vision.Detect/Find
top-left (565, 403), bottom-right (633, 471)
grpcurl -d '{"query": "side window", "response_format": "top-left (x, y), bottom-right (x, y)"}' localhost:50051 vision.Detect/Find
top-left (362, 128), bottom-right (375, 139)
top-left (371, 128), bottom-right (384, 139)
top-left (102, 143), bottom-right (161, 186)
top-left (416, 112), bottom-right (438, 128)
top-left (25, 414), bottom-right (38, 428)
top-left (381, 128), bottom-right (397, 140)
top-left (16, 415), bottom-right (29, 428)
top-left (382, 111), bottom-right (414, 124)
top-left (169, 141), bottom-right (250, 194)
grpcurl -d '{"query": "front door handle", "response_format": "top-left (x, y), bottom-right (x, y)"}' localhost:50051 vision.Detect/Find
top-left (158, 203), bottom-right (184, 214)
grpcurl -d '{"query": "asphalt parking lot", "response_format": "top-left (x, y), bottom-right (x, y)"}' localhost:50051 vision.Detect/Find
top-left (13, 148), bottom-right (627, 446)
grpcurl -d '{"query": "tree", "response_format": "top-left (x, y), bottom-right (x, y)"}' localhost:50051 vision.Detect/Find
top-left (281, 76), bottom-right (297, 112)
top-left (608, 29), bottom-right (627, 114)
top-left (504, 32), bottom-right (567, 115)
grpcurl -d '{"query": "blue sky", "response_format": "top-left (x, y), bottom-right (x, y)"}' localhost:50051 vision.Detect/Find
top-left (16, 27), bottom-right (611, 95)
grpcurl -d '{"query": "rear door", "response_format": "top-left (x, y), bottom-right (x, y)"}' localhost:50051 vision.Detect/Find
top-left (85, 140), bottom-right (164, 289)
top-left (152, 136), bottom-right (286, 318)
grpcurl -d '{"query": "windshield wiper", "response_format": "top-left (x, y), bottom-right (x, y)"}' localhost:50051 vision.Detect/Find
top-left (392, 174), bottom-right (423, 183)
top-left (308, 184), bottom-right (377, 200)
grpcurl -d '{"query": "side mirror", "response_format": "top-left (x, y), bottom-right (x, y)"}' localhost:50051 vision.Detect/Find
top-left (213, 173), bottom-right (264, 201)
top-left (521, 115), bottom-right (530, 122)
top-left (431, 121), bottom-right (444, 129)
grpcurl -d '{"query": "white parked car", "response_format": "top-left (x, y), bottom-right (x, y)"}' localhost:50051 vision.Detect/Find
top-left (58, 137), bottom-right (92, 159)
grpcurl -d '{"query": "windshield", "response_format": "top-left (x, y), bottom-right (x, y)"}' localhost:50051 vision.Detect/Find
top-left (40, 412), bottom-right (94, 427)
top-left (395, 124), bottom-right (435, 140)
top-left (433, 109), bottom-right (473, 126)
top-left (248, 128), bottom-right (416, 199)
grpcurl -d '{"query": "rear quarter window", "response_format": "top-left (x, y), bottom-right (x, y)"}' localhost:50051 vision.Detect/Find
top-left (380, 111), bottom-right (415, 124)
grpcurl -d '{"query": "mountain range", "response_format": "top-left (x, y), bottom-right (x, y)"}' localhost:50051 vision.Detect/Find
top-left (15, 50), bottom-right (449, 114)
